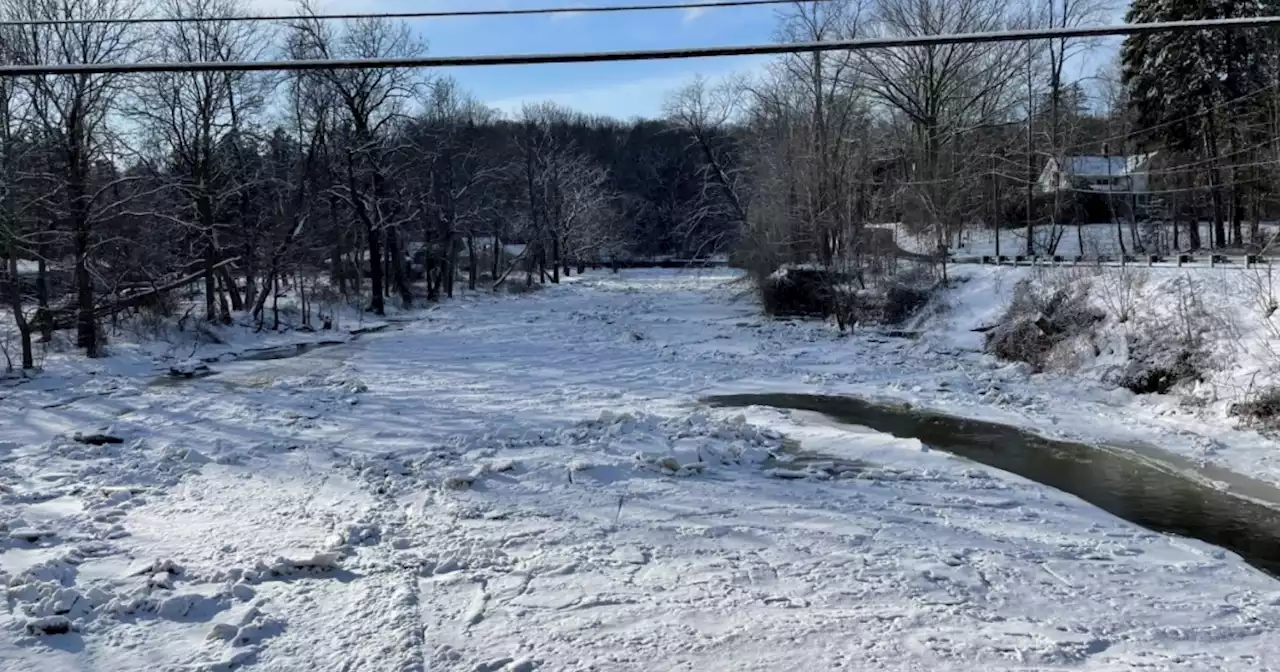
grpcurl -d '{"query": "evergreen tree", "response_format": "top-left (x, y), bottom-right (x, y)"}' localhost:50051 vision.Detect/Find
top-left (1121, 0), bottom-right (1270, 247)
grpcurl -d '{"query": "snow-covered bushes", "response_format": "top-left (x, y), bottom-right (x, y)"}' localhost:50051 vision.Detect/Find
top-left (758, 266), bottom-right (842, 319)
top-left (1230, 387), bottom-right (1280, 431)
top-left (757, 264), bottom-right (938, 328)
top-left (1108, 274), bottom-right (1216, 395)
top-left (1094, 264), bottom-right (1147, 324)
top-left (978, 267), bottom-right (1221, 396)
top-left (984, 278), bottom-right (1103, 371)
top-left (1113, 344), bottom-right (1206, 395)
top-left (877, 280), bottom-right (935, 325)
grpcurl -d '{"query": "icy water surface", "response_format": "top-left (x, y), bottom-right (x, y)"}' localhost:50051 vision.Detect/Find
top-left (707, 393), bottom-right (1280, 577)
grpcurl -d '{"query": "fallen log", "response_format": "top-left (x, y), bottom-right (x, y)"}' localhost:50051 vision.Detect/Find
top-left (48, 257), bottom-right (241, 331)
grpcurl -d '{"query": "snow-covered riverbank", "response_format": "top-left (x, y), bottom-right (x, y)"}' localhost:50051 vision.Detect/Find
top-left (2, 269), bottom-right (1279, 671)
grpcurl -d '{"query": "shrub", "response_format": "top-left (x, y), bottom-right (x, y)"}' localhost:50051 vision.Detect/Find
top-left (757, 264), bottom-right (939, 330)
top-left (879, 283), bottom-right (933, 325)
top-left (985, 319), bottom-right (1055, 368)
top-left (758, 267), bottom-right (843, 319)
top-left (984, 281), bottom-right (1103, 371)
top-left (1230, 387), bottom-right (1280, 431)
top-left (1110, 327), bottom-right (1209, 395)
top-left (1115, 349), bottom-right (1204, 395)
top-left (1094, 265), bottom-right (1148, 324)
top-left (1110, 274), bottom-right (1214, 395)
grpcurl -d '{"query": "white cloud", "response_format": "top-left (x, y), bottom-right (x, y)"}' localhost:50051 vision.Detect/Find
top-left (681, 7), bottom-right (709, 24)
top-left (549, 10), bottom-right (585, 24)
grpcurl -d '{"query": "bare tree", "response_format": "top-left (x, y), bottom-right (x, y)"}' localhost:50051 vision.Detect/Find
top-left (413, 78), bottom-right (500, 296)
top-left (246, 23), bottom-right (332, 326)
top-left (289, 2), bottom-right (424, 314)
top-left (860, 0), bottom-right (1024, 257)
top-left (129, 0), bottom-right (271, 323)
top-left (544, 147), bottom-right (616, 274)
top-left (7, 0), bottom-right (146, 357)
top-left (1042, 0), bottom-right (1113, 152)
top-left (772, 0), bottom-right (871, 266)
top-left (666, 76), bottom-right (750, 242)
top-left (0, 30), bottom-right (42, 370)
top-left (1040, 0), bottom-right (1113, 254)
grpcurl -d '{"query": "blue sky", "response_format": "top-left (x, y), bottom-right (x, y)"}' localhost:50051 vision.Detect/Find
top-left (263, 1), bottom-right (1128, 121)
top-left (286, 0), bottom-right (784, 119)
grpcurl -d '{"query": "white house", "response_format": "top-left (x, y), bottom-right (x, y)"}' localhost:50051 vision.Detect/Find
top-left (1038, 153), bottom-right (1157, 204)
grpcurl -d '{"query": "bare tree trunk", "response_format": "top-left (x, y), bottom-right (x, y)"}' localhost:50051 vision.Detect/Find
top-left (217, 273), bottom-right (232, 322)
top-left (352, 230), bottom-right (363, 295)
top-left (467, 233), bottom-right (477, 290)
top-left (1106, 152), bottom-right (1127, 256)
top-left (36, 255), bottom-right (50, 343)
top-left (386, 225), bottom-right (412, 307)
top-left (18, 319), bottom-right (33, 370)
top-left (299, 274), bottom-right (309, 327)
top-left (551, 236), bottom-right (561, 284)
top-left (1229, 121), bottom-right (1245, 248)
top-left (424, 254), bottom-right (438, 300)
top-left (491, 234), bottom-right (501, 281)
top-left (525, 243), bottom-right (535, 287)
top-left (1129, 192), bottom-right (1144, 254)
top-left (72, 183), bottom-right (97, 357)
top-left (1114, 215), bottom-right (1127, 256)
top-left (1232, 184), bottom-right (1244, 248)
top-left (447, 237), bottom-right (459, 298)
top-left (228, 81), bottom-right (256, 311)
top-left (1209, 180), bottom-right (1226, 249)
top-left (1206, 123), bottom-right (1227, 248)
top-left (331, 194), bottom-right (345, 292)
top-left (204, 246), bottom-right (218, 322)
top-left (6, 249), bottom-right (34, 370)
top-left (272, 270), bottom-right (280, 330)
top-left (1172, 191), bottom-right (1181, 251)
top-left (348, 153), bottom-right (385, 315)
top-left (1076, 213), bottom-right (1084, 256)
top-left (1251, 195), bottom-right (1262, 248)
top-left (383, 232), bottom-right (392, 298)
top-left (243, 249), bottom-right (257, 313)
top-left (221, 267), bottom-right (243, 312)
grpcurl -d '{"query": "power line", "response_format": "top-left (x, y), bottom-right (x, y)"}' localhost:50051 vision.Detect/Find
top-left (0, 0), bottom-right (829, 27)
top-left (3, 15), bottom-right (1280, 76)
top-left (1045, 81), bottom-right (1280, 156)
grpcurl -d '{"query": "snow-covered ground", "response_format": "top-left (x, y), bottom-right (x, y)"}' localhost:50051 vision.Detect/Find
top-left (0, 282), bottom-right (430, 380)
top-left (3, 270), bottom-right (1280, 671)
top-left (910, 263), bottom-right (1280, 484)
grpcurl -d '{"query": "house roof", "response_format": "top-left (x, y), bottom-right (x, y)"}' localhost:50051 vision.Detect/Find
top-left (1061, 153), bottom-right (1155, 176)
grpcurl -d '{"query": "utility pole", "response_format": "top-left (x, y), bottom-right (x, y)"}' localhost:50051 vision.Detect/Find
top-left (1026, 39), bottom-right (1035, 258)
top-left (993, 150), bottom-right (1001, 258)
